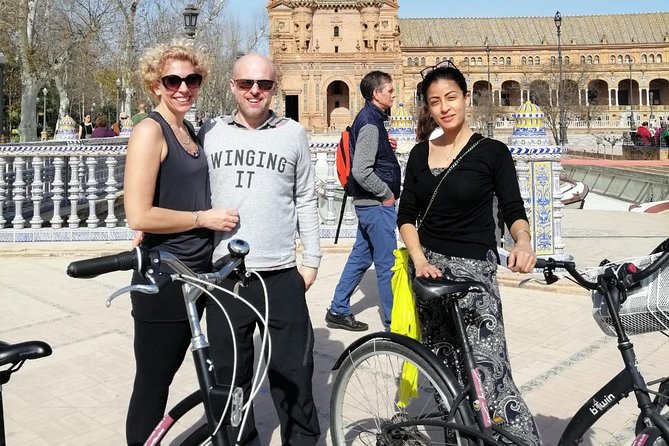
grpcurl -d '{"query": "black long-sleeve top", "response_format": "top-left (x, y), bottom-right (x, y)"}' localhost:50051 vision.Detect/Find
top-left (397, 133), bottom-right (528, 261)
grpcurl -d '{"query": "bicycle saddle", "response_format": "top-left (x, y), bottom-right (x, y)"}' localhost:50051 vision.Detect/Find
top-left (412, 277), bottom-right (487, 303)
top-left (0, 340), bottom-right (52, 367)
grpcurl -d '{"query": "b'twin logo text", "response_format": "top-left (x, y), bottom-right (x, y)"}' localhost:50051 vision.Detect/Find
top-left (589, 394), bottom-right (616, 415)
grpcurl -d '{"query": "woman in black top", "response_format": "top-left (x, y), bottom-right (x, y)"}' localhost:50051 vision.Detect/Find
top-left (123, 40), bottom-right (239, 445)
top-left (397, 62), bottom-right (542, 445)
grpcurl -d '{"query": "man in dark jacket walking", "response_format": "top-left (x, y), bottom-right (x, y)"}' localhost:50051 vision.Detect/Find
top-left (326, 70), bottom-right (400, 331)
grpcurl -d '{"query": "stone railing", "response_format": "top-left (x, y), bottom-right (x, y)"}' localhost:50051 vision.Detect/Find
top-left (0, 137), bottom-right (560, 251)
top-left (0, 138), bottom-right (129, 242)
top-left (0, 138), bottom-right (372, 242)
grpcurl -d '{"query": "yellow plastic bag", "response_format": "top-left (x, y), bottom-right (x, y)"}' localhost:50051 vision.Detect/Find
top-left (390, 247), bottom-right (421, 408)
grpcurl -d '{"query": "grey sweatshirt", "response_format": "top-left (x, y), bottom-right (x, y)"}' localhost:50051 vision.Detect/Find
top-left (199, 112), bottom-right (322, 270)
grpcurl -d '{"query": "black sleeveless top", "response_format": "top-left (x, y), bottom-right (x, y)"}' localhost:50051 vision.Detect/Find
top-left (131, 111), bottom-right (213, 321)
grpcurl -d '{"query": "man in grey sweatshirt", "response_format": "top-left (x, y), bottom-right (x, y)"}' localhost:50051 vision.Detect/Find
top-left (198, 54), bottom-right (321, 446)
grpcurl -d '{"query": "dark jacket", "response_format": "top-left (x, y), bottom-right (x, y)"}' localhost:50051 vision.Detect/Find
top-left (347, 101), bottom-right (401, 200)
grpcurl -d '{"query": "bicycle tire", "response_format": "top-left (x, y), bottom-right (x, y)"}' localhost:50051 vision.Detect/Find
top-left (330, 338), bottom-right (475, 446)
top-left (636, 380), bottom-right (669, 436)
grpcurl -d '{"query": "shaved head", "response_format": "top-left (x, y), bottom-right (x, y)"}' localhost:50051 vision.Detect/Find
top-left (232, 54), bottom-right (276, 81)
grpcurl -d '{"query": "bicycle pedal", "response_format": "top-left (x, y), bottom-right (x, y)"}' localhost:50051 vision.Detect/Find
top-left (230, 387), bottom-right (244, 427)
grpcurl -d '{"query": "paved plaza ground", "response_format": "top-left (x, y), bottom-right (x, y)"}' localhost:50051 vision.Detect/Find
top-left (1, 208), bottom-right (669, 445)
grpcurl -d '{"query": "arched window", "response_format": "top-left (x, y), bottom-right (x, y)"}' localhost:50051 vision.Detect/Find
top-left (492, 57), bottom-right (497, 65)
top-left (499, 57), bottom-right (505, 66)
top-left (535, 56), bottom-right (540, 65)
top-left (580, 55), bottom-right (586, 64)
top-left (587, 55), bottom-right (592, 64)
top-left (658, 54), bottom-right (663, 63)
top-left (506, 57), bottom-right (511, 65)
top-left (528, 57), bottom-right (534, 65)
top-left (414, 57), bottom-right (419, 65)
top-left (521, 56), bottom-right (527, 65)
top-left (435, 57), bottom-right (441, 63)
top-left (551, 56), bottom-right (556, 65)
top-left (565, 55), bottom-right (570, 64)
top-left (420, 57), bottom-right (426, 65)
top-left (333, 26), bottom-right (339, 37)
top-left (610, 55), bottom-right (615, 64)
top-left (477, 57), bottom-right (482, 65)
top-left (649, 54), bottom-right (655, 63)
top-left (407, 57), bottom-right (413, 66)
top-left (642, 54), bottom-right (647, 63)
top-left (617, 55), bottom-right (623, 64)
top-left (449, 57), bottom-right (454, 63)
top-left (594, 55), bottom-right (599, 64)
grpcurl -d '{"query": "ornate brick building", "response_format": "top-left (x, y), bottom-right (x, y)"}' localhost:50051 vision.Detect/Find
top-left (268, 0), bottom-right (669, 134)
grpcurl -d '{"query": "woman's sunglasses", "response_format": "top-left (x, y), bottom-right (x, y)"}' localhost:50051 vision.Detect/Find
top-left (234, 79), bottom-right (275, 91)
top-left (420, 60), bottom-right (458, 79)
top-left (161, 73), bottom-right (203, 91)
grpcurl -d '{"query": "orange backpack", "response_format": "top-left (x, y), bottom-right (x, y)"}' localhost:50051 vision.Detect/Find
top-left (334, 126), bottom-right (352, 244)
top-left (335, 126), bottom-right (352, 190)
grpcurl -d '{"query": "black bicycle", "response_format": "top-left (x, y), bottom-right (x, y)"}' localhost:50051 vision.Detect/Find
top-left (67, 239), bottom-right (269, 446)
top-left (329, 237), bottom-right (669, 445)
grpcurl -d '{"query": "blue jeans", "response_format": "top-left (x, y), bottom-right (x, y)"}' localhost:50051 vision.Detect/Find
top-left (330, 204), bottom-right (397, 325)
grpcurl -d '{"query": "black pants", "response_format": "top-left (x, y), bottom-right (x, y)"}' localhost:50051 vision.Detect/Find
top-left (206, 267), bottom-right (320, 446)
top-left (125, 318), bottom-right (193, 445)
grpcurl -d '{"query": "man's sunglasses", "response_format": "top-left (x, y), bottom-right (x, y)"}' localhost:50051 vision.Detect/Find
top-left (161, 73), bottom-right (203, 91)
top-left (420, 60), bottom-right (458, 79)
top-left (234, 79), bottom-right (275, 91)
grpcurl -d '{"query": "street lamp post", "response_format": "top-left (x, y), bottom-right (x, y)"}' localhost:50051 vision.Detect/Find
top-left (0, 52), bottom-right (6, 142)
top-left (485, 44), bottom-right (494, 138)
top-left (554, 11), bottom-right (567, 146)
top-left (183, 4), bottom-right (200, 127)
top-left (41, 87), bottom-right (48, 141)
top-left (627, 56), bottom-right (635, 130)
top-left (115, 78), bottom-right (121, 121)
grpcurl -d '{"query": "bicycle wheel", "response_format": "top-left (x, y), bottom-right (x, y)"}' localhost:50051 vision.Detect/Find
top-left (637, 380), bottom-right (669, 437)
top-left (330, 338), bottom-right (474, 446)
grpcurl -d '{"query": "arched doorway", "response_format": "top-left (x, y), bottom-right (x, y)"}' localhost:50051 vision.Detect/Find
top-left (501, 80), bottom-right (521, 107)
top-left (587, 79), bottom-right (608, 105)
top-left (326, 80), bottom-right (350, 128)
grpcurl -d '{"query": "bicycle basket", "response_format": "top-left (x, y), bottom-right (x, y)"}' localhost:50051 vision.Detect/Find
top-left (586, 253), bottom-right (669, 336)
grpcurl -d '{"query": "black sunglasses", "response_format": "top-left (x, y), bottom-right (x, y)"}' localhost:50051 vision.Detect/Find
top-left (234, 79), bottom-right (275, 91)
top-left (420, 60), bottom-right (458, 79)
top-left (161, 73), bottom-right (203, 91)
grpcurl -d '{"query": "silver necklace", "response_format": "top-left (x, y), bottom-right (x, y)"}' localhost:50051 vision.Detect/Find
top-left (169, 123), bottom-right (199, 156)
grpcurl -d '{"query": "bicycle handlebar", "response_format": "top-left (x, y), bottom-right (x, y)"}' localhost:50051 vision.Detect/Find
top-left (67, 239), bottom-right (251, 286)
top-left (67, 247), bottom-right (147, 279)
top-left (536, 246), bottom-right (669, 291)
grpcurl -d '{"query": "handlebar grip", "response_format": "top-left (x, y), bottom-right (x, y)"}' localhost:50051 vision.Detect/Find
top-left (67, 250), bottom-right (138, 279)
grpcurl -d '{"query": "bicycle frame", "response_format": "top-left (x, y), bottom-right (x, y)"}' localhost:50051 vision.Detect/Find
top-left (558, 274), bottom-right (669, 444)
top-left (143, 253), bottom-right (246, 446)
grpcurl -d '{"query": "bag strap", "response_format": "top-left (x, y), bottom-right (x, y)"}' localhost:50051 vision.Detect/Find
top-left (417, 137), bottom-right (485, 230)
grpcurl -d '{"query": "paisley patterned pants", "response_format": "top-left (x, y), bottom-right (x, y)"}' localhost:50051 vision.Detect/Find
top-left (414, 248), bottom-right (543, 446)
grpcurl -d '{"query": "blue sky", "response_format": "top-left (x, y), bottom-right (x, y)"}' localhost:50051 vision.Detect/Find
top-left (232, 0), bottom-right (667, 21)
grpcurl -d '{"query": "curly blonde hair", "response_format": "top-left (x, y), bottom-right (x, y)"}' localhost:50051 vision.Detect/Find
top-left (140, 39), bottom-right (210, 104)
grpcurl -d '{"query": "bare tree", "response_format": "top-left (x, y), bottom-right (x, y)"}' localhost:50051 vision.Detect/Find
top-left (529, 63), bottom-right (589, 144)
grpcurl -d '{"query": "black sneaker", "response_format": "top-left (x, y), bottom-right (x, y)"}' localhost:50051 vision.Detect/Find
top-left (325, 309), bottom-right (369, 331)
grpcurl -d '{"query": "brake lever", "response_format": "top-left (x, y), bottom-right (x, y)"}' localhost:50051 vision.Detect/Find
top-left (106, 284), bottom-right (159, 307)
